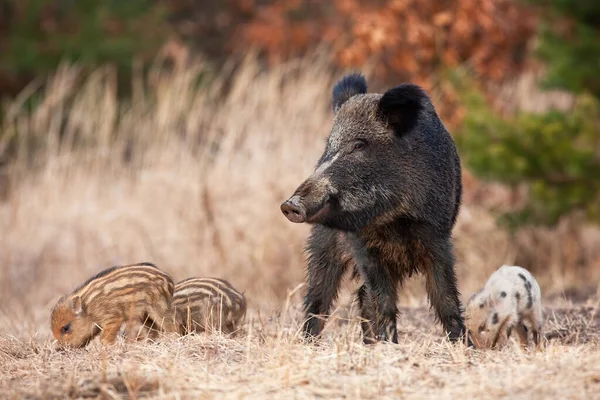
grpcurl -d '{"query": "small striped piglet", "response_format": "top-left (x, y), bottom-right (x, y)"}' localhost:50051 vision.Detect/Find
top-left (51, 262), bottom-right (177, 348)
top-left (465, 265), bottom-right (543, 350)
top-left (173, 277), bottom-right (247, 335)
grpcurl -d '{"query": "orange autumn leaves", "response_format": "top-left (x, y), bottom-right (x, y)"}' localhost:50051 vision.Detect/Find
top-left (234, 0), bottom-right (537, 90)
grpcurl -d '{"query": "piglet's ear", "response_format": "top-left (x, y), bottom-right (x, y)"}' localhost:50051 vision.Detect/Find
top-left (378, 83), bottom-right (427, 135)
top-left (70, 296), bottom-right (84, 316)
top-left (332, 73), bottom-right (367, 114)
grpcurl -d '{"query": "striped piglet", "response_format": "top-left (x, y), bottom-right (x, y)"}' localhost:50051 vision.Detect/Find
top-left (51, 262), bottom-right (177, 347)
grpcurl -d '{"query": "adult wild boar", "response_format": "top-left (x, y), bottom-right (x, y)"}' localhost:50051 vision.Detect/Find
top-left (281, 73), bottom-right (471, 345)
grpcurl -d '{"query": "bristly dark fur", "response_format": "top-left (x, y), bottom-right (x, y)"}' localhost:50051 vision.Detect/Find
top-left (377, 83), bottom-right (427, 135)
top-left (331, 72), bottom-right (368, 113)
top-left (71, 262), bottom-right (158, 294)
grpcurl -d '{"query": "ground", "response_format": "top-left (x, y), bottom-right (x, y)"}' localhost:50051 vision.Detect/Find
top-left (1, 301), bottom-right (599, 399)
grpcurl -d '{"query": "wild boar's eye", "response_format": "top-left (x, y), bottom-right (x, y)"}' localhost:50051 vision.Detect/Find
top-left (61, 323), bottom-right (71, 335)
top-left (352, 139), bottom-right (368, 152)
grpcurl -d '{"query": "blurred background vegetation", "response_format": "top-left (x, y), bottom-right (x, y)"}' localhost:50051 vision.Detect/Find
top-left (0, 0), bottom-right (599, 309)
top-left (1, 0), bottom-right (598, 228)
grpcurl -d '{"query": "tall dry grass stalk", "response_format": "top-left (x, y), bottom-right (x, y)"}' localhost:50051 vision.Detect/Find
top-left (0, 52), bottom-right (598, 336)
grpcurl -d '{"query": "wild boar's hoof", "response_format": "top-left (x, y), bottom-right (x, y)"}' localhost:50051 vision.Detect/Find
top-left (281, 196), bottom-right (307, 223)
top-left (362, 336), bottom-right (378, 345)
top-left (302, 332), bottom-right (321, 346)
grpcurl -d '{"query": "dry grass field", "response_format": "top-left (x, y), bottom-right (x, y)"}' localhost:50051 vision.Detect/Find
top-left (2, 300), bottom-right (600, 399)
top-left (1, 54), bottom-right (600, 399)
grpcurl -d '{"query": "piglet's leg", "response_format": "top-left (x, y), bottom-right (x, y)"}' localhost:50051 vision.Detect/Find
top-left (125, 316), bottom-right (158, 341)
top-left (532, 307), bottom-right (544, 350)
top-left (532, 328), bottom-right (543, 350)
top-left (143, 317), bottom-right (162, 340)
top-left (526, 316), bottom-right (543, 350)
top-left (147, 307), bottom-right (178, 336)
top-left (123, 320), bottom-right (143, 342)
top-left (99, 318), bottom-right (125, 345)
top-left (514, 323), bottom-right (529, 348)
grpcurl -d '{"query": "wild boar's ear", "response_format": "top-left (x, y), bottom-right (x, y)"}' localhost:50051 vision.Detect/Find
top-left (378, 83), bottom-right (427, 135)
top-left (332, 73), bottom-right (367, 114)
top-left (70, 296), bottom-right (84, 316)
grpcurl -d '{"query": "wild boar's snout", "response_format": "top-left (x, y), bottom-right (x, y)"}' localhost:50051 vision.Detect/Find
top-left (281, 195), bottom-right (307, 223)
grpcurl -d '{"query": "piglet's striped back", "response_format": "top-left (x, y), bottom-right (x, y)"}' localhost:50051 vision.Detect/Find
top-left (173, 277), bottom-right (246, 335)
top-left (71, 262), bottom-right (174, 303)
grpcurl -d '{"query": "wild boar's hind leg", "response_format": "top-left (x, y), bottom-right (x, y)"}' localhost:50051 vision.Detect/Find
top-left (359, 276), bottom-right (398, 344)
top-left (424, 239), bottom-right (472, 346)
top-left (356, 284), bottom-right (377, 343)
top-left (303, 228), bottom-right (350, 341)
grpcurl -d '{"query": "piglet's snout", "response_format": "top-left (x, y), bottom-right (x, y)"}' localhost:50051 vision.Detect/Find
top-left (281, 195), bottom-right (307, 223)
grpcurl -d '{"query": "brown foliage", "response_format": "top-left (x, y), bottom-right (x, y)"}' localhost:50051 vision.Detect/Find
top-left (231, 0), bottom-right (537, 86)
top-left (165, 0), bottom-right (537, 127)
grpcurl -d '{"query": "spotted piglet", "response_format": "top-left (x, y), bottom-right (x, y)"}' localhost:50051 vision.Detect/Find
top-left (465, 265), bottom-right (543, 350)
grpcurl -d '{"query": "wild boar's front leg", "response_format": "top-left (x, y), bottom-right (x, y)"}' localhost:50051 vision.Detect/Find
top-left (303, 228), bottom-right (350, 341)
top-left (349, 235), bottom-right (399, 344)
top-left (358, 266), bottom-right (399, 344)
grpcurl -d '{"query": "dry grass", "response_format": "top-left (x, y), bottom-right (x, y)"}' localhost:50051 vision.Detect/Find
top-left (2, 301), bottom-right (600, 399)
top-left (1, 52), bottom-right (600, 398)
